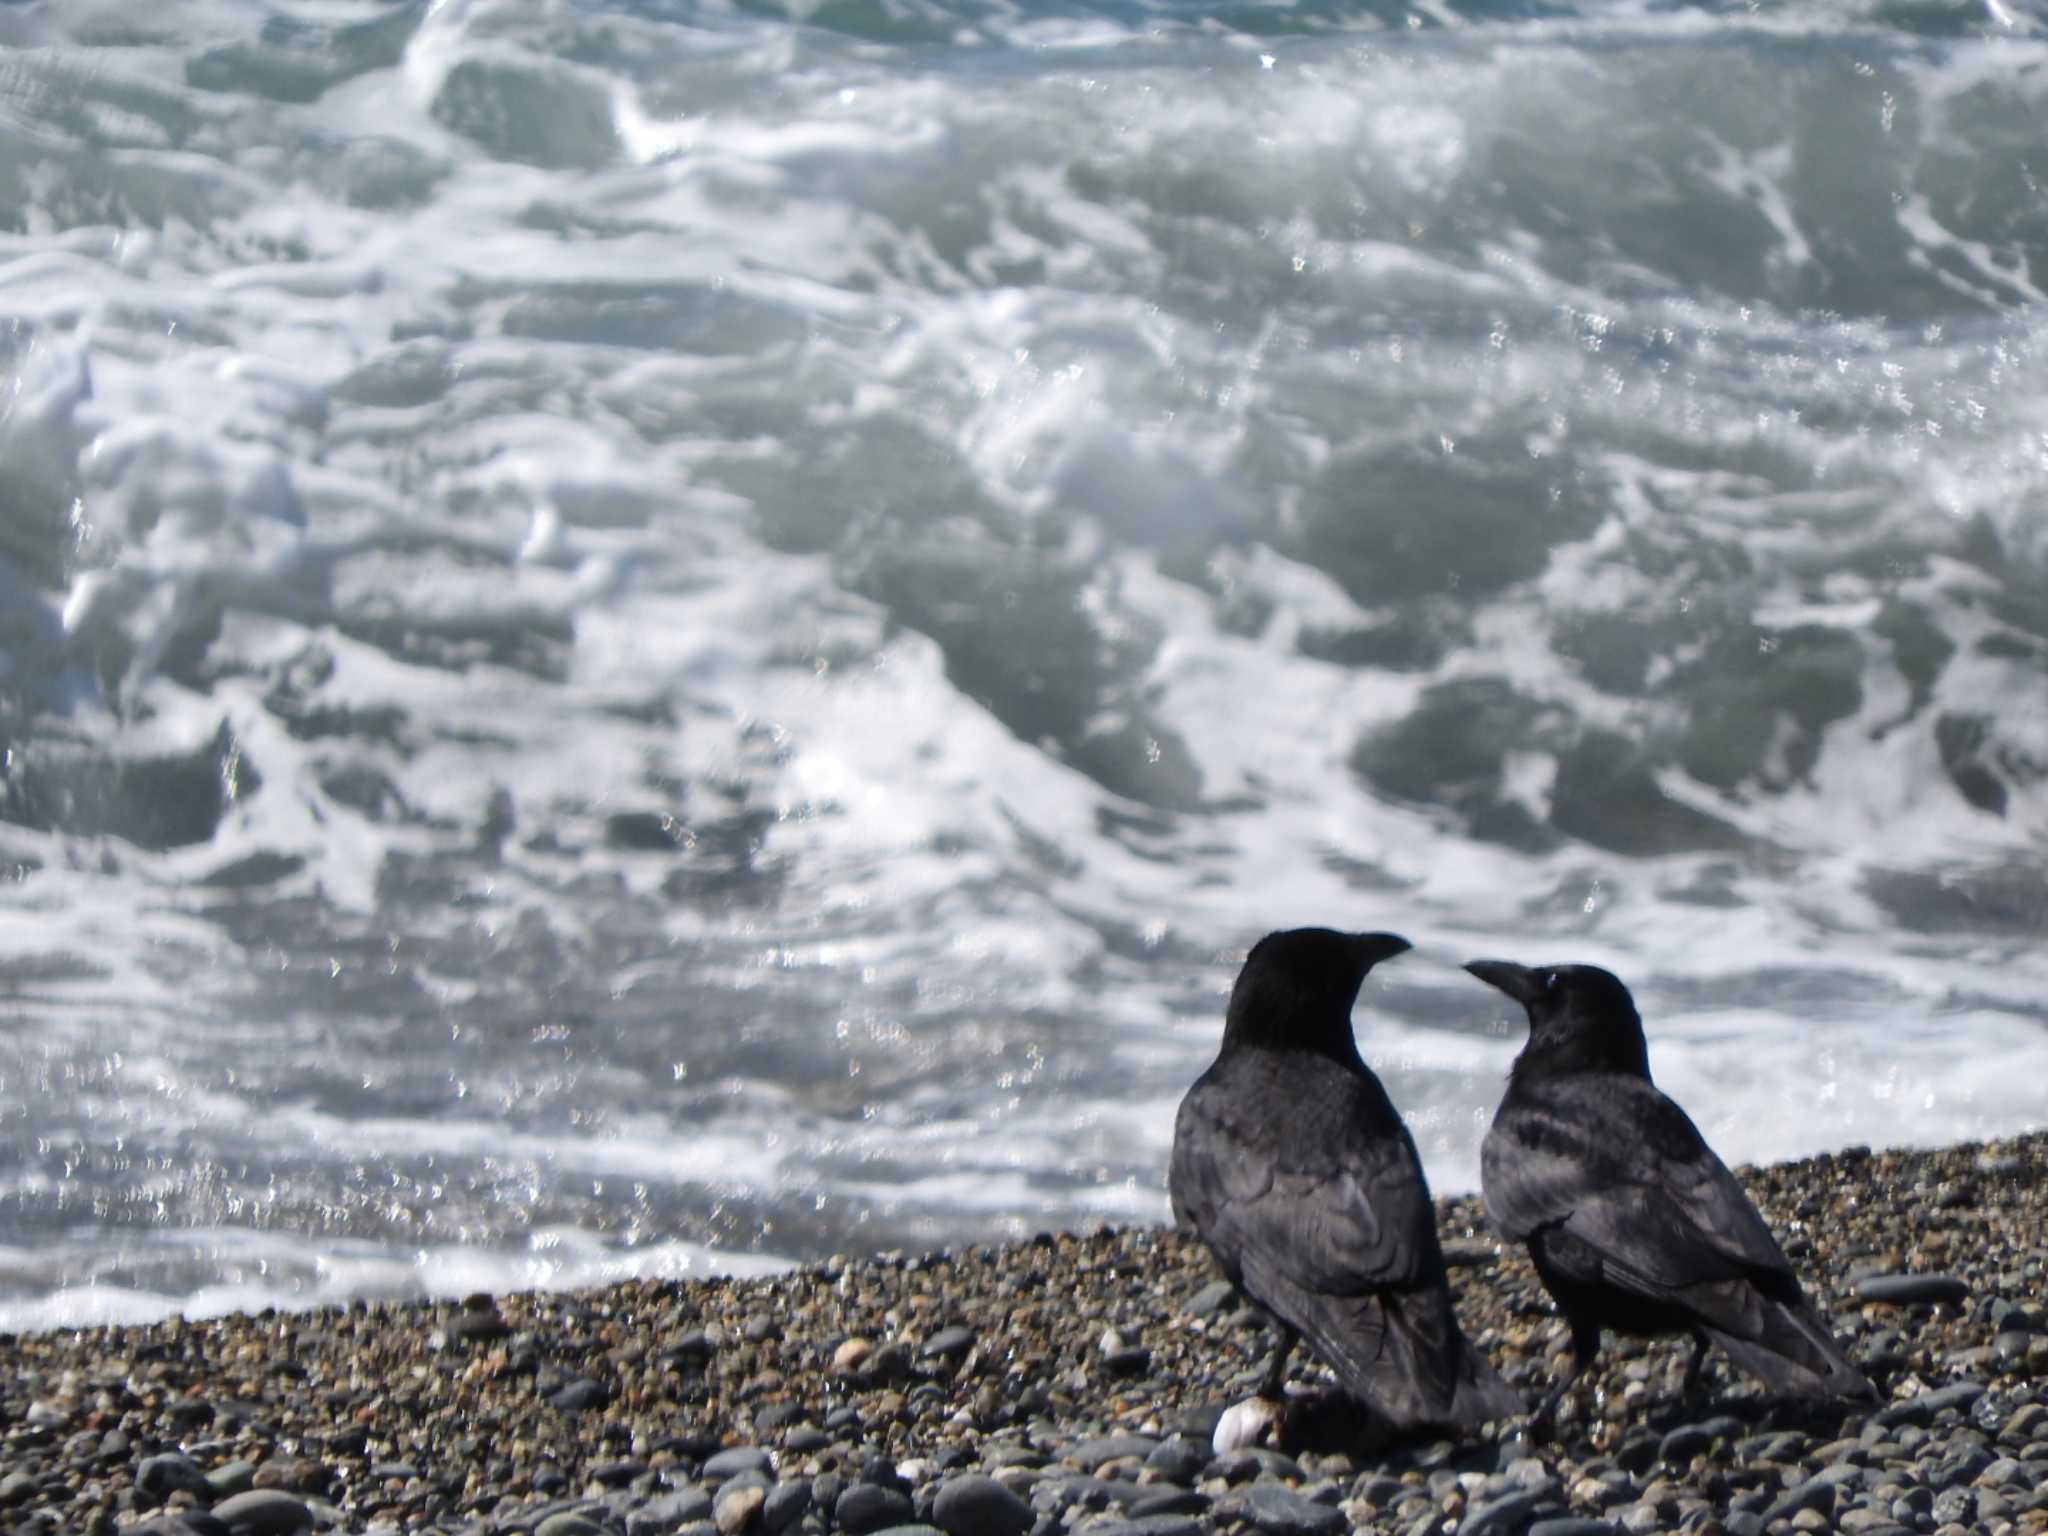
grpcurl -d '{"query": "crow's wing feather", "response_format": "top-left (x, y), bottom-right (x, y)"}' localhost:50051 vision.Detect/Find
top-left (1173, 1066), bottom-right (1436, 1298)
top-left (1482, 1074), bottom-right (1793, 1300)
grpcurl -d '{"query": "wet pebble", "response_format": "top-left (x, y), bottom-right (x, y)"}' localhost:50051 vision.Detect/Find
top-left (1460, 1483), bottom-right (1565, 1535)
top-left (921, 1326), bottom-right (976, 1361)
top-left (1143, 1436), bottom-right (1210, 1484)
top-left (1089, 1519), bottom-right (1205, 1536)
top-left (1221, 1482), bottom-right (1347, 1536)
top-left (208, 1491), bottom-right (313, 1535)
top-left (930, 1474), bottom-right (1033, 1536)
top-left (1857, 1272), bottom-right (1970, 1306)
top-left (1208, 1446), bottom-right (1305, 1483)
top-left (758, 1482), bottom-right (810, 1533)
top-left (838, 1482), bottom-right (916, 1533)
top-left (1065, 1434), bottom-right (1158, 1470)
top-left (1876, 1381), bottom-right (1987, 1428)
top-left (703, 1448), bottom-right (775, 1480)
top-left (137, 1454), bottom-right (215, 1503)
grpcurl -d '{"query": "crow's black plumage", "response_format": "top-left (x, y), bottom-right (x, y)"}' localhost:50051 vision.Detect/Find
top-left (1170, 928), bottom-right (1521, 1434)
top-left (1468, 959), bottom-right (1874, 1421)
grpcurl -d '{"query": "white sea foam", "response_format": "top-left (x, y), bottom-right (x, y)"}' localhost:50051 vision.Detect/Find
top-left (0, 0), bottom-right (2043, 1330)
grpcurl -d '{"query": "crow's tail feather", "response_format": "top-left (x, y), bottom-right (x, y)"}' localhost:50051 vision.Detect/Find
top-left (1306, 1287), bottom-right (1523, 1433)
top-left (1704, 1294), bottom-right (1874, 1401)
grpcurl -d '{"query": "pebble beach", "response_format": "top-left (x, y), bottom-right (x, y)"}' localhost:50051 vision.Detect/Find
top-left (2, 1133), bottom-right (2042, 1536)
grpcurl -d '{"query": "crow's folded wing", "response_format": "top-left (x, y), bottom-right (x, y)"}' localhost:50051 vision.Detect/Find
top-left (1174, 1073), bottom-right (1438, 1299)
top-left (1481, 1074), bottom-right (1794, 1299)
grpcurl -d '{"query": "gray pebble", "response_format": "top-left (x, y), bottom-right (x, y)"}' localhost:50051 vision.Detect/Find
top-left (1528, 1522), bottom-right (1621, 1536)
top-left (1875, 1382), bottom-right (1987, 1428)
top-left (1129, 1489), bottom-right (1209, 1518)
top-left (921, 1326), bottom-right (976, 1360)
top-left (138, 1454), bottom-right (216, 1503)
top-left (1065, 1435), bottom-right (1158, 1470)
top-left (1040, 1474), bottom-right (1151, 1511)
top-left (1978, 1455), bottom-right (2025, 1487)
top-left (547, 1376), bottom-right (610, 1412)
top-left (210, 1491), bottom-right (313, 1535)
top-left (1462, 1484), bottom-right (1563, 1536)
top-left (837, 1483), bottom-right (916, 1534)
top-left (1085, 1519), bottom-right (1205, 1536)
top-left (1504, 1460), bottom-right (1555, 1491)
top-left (1931, 1487), bottom-right (1976, 1525)
top-left (1930, 1444), bottom-right (1994, 1488)
top-left (703, 1448), bottom-right (775, 1480)
top-left (1761, 1476), bottom-right (1835, 1525)
top-left (1206, 1447), bottom-right (1305, 1484)
top-left (629, 1487), bottom-right (715, 1534)
top-left (668, 1331), bottom-right (718, 1367)
top-left (1230, 1483), bottom-right (1347, 1536)
top-left (534, 1515), bottom-right (610, 1536)
top-left (1810, 1462), bottom-right (1871, 1493)
top-left (451, 1306), bottom-right (511, 1342)
top-left (1654, 1429), bottom-right (1711, 1467)
top-left (762, 1481), bottom-right (811, 1534)
top-left (1142, 1436), bottom-right (1209, 1484)
top-left (1185, 1280), bottom-right (1236, 1316)
top-left (931, 1475), bottom-right (1033, 1536)
top-left (206, 1462), bottom-right (257, 1500)
top-left (0, 1474), bottom-right (35, 1509)
top-left (1856, 1273), bottom-right (1970, 1306)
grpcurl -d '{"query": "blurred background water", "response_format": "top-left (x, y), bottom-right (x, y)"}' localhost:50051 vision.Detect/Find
top-left (1, 0), bottom-right (2045, 1330)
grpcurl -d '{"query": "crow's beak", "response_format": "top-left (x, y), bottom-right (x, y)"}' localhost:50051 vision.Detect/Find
top-left (1352, 932), bottom-right (1413, 969)
top-left (1464, 959), bottom-right (1544, 1007)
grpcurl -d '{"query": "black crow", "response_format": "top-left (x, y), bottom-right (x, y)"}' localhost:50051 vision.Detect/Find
top-left (1467, 959), bottom-right (1874, 1422)
top-left (1171, 928), bottom-right (1521, 1435)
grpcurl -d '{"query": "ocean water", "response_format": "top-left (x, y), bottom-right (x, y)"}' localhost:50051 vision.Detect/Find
top-left (1, 0), bottom-right (2045, 1332)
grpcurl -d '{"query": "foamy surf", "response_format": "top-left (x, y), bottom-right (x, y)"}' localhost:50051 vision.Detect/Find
top-left (1, 0), bottom-right (2044, 1328)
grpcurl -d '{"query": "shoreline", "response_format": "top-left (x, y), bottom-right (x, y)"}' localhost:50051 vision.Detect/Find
top-left (1, 1132), bottom-right (2042, 1536)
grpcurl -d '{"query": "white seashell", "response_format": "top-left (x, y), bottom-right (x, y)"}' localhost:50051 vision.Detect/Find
top-left (1211, 1394), bottom-right (1286, 1455)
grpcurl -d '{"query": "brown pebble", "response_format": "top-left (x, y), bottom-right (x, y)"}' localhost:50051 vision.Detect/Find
top-left (715, 1484), bottom-right (765, 1535)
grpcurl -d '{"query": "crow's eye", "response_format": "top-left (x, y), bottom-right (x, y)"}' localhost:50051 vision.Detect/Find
top-left (1543, 971), bottom-right (1560, 993)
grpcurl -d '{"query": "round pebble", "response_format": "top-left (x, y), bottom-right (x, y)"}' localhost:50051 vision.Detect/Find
top-left (931, 1474), bottom-right (1033, 1536)
top-left (209, 1491), bottom-right (313, 1535)
top-left (1857, 1273), bottom-right (1971, 1307)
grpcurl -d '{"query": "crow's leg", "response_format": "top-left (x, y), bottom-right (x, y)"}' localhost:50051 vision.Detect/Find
top-left (1258, 1321), bottom-right (1299, 1399)
top-left (1531, 1314), bottom-right (1601, 1436)
top-left (1678, 1333), bottom-right (1712, 1404)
